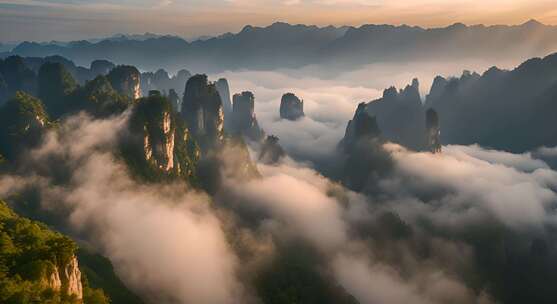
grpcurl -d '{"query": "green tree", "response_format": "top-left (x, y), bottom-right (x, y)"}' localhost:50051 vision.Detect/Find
top-left (38, 62), bottom-right (77, 118)
top-left (0, 200), bottom-right (109, 304)
top-left (0, 91), bottom-right (50, 161)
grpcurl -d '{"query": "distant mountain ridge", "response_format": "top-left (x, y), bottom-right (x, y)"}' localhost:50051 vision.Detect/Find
top-left (4, 20), bottom-right (556, 72)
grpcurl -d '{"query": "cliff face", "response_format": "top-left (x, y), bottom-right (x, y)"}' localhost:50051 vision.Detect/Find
top-left (231, 91), bottom-right (265, 141)
top-left (340, 102), bottom-right (381, 151)
top-left (181, 74), bottom-right (224, 149)
top-left (168, 88), bottom-right (181, 112)
top-left (425, 75), bottom-right (448, 102)
top-left (259, 135), bottom-right (285, 164)
top-left (422, 55), bottom-right (557, 152)
top-left (126, 93), bottom-right (198, 182)
top-left (141, 68), bottom-right (191, 97)
top-left (108, 65), bottom-right (141, 99)
top-left (366, 78), bottom-right (425, 151)
top-left (280, 93), bottom-right (304, 120)
top-left (90, 60), bottom-right (115, 77)
top-left (215, 78), bottom-right (232, 122)
top-left (0, 200), bottom-right (110, 303)
top-left (45, 256), bottom-right (83, 300)
top-left (143, 110), bottom-right (175, 171)
top-left (339, 102), bottom-right (393, 193)
top-left (426, 108), bottom-right (441, 153)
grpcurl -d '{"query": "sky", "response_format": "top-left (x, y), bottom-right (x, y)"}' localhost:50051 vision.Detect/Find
top-left (1, 0), bottom-right (557, 42)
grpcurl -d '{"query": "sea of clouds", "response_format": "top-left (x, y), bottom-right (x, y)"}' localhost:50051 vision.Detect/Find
top-left (1, 58), bottom-right (556, 303)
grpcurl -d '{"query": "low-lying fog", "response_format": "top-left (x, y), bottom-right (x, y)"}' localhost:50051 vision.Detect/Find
top-left (3, 56), bottom-right (555, 304)
top-left (213, 59), bottom-right (524, 165)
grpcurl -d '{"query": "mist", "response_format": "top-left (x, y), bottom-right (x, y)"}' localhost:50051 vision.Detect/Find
top-left (2, 108), bottom-right (557, 303)
top-left (0, 113), bottom-right (245, 304)
top-left (213, 58), bottom-right (527, 166)
top-left (1, 53), bottom-right (557, 303)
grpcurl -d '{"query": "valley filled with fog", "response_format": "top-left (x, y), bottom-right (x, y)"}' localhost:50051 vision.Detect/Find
top-left (2, 18), bottom-right (557, 304)
top-left (213, 58), bottom-right (524, 165)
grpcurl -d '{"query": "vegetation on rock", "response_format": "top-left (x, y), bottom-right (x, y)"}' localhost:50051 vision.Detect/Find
top-left (0, 200), bottom-right (108, 304)
top-left (0, 91), bottom-right (51, 161)
top-left (38, 62), bottom-right (77, 118)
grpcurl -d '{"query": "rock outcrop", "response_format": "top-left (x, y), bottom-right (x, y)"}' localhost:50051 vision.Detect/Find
top-left (366, 78), bottom-right (424, 150)
top-left (215, 78), bottom-right (232, 122)
top-left (340, 102), bottom-right (381, 151)
top-left (45, 256), bottom-right (83, 300)
top-left (171, 69), bottom-right (192, 96)
top-left (425, 75), bottom-right (448, 102)
top-left (141, 68), bottom-right (191, 96)
top-left (425, 108), bottom-right (441, 153)
top-left (181, 74), bottom-right (224, 149)
top-left (90, 59), bottom-right (115, 77)
top-left (280, 92), bottom-right (304, 120)
top-left (422, 62), bottom-right (557, 152)
top-left (168, 88), bottom-right (181, 112)
top-left (107, 65), bottom-right (141, 99)
top-left (259, 135), bottom-right (285, 164)
top-left (339, 102), bottom-right (393, 193)
top-left (231, 91), bottom-right (265, 141)
top-left (125, 93), bottom-right (198, 181)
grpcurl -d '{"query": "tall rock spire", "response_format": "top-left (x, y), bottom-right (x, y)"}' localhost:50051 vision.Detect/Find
top-left (426, 108), bottom-right (441, 153)
top-left (215, 78), bottom-right (232, 121)
top-left (340, 102), bottom-right (381, 151)
top-left (280, 93), bottom-right (304, 120)
top-left (231, 91), bottom-right (264, 141)
top-left (181, 74), bottom-right (224, 149)
top-left (107, 65), bottom-right (141, 99)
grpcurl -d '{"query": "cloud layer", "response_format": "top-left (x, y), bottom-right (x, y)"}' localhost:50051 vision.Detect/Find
top-left (1, 113), bottom-right (245, 304)
top-left (2, 67), bottom-right (557, 303)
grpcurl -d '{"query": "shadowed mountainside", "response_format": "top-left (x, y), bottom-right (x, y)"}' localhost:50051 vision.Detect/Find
top-left (350, 52), bottom-right (557, 153)
top-left (4, 20), bottom-right (557, 72)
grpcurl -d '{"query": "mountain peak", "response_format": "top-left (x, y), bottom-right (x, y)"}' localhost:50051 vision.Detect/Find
top-left (270, 21), bottom-right (291, 27)
top-left (447, 22), bottom-right (467, 30)
top-left (240, 25), bottom-right (255, 33)
top-left (522, 19), bottom-right (544, 27)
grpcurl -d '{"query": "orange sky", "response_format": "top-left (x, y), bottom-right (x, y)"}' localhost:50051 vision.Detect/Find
top-left (1, 0), bottom-right (557, 41)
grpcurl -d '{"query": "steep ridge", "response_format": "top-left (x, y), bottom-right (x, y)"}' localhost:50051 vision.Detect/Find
top-left (230, 91), bottom-right (265, 141)
top-left (364, 78), bottom-right (425, 150)
top-left (353, 52), bottom-right (557, 153)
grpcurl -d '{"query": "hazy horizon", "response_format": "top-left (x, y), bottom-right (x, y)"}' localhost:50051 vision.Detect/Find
top-left (2, 0), bottom-right (557, 42)
top-left (0, 19), bottom-right (553, 44)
